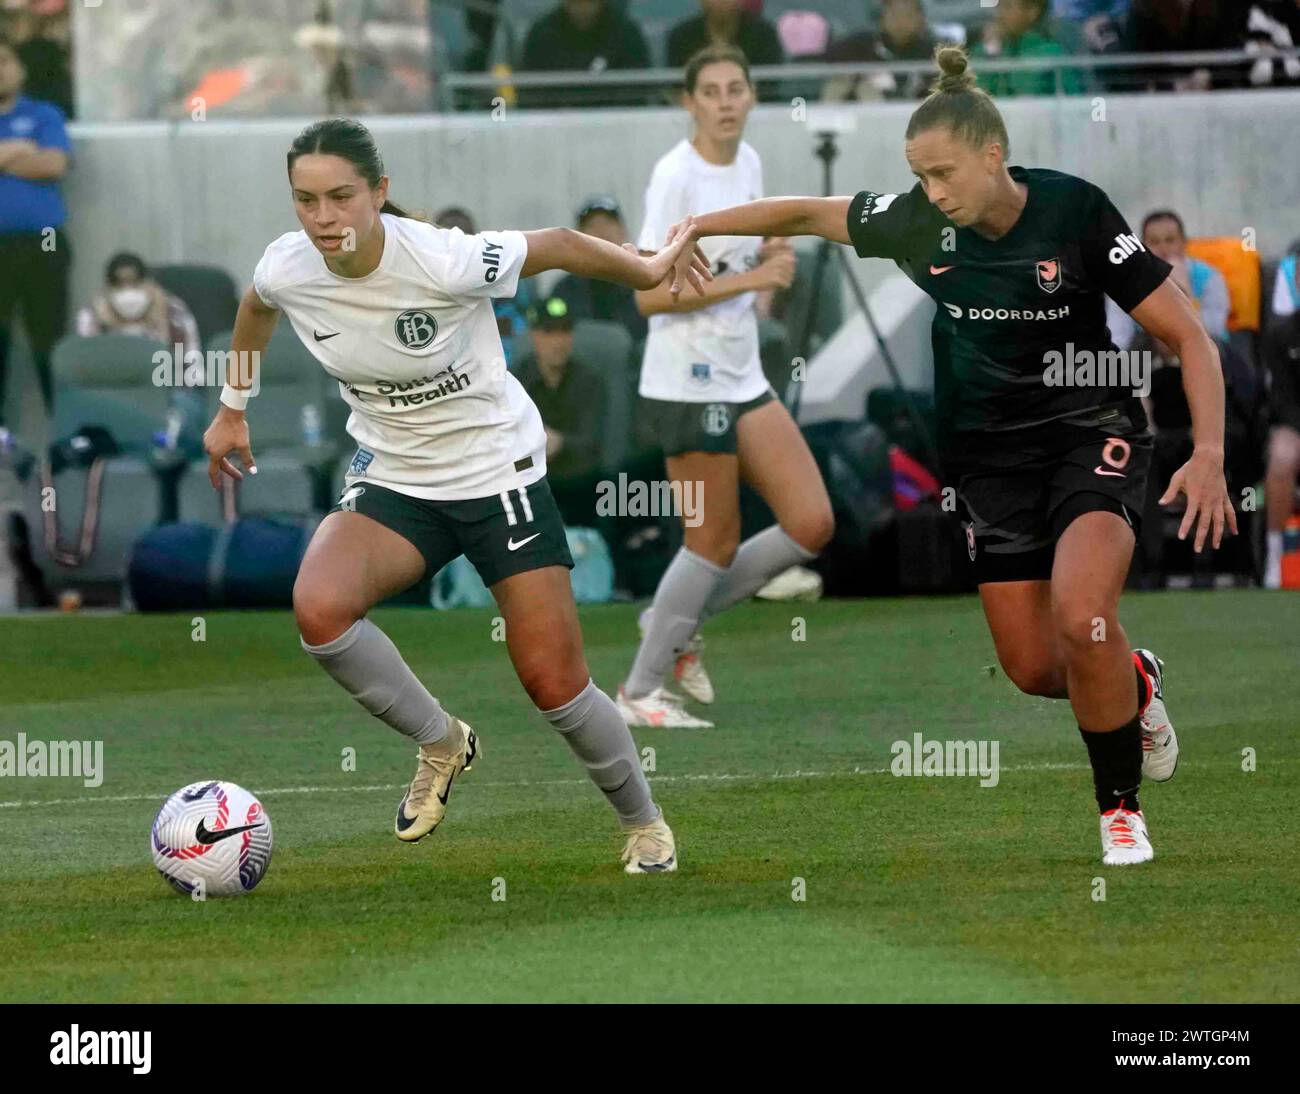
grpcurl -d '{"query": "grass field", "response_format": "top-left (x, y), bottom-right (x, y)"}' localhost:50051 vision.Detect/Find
top-left (0, 591), bottom-right (1296, 1003)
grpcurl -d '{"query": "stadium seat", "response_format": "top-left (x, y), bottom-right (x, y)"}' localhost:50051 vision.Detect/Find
top-left (20, 453), bottom-right (159, 604)
top-left (151, 264), bottom-right (239, 351)
top-left (50, 334), bottom-right (174, 455)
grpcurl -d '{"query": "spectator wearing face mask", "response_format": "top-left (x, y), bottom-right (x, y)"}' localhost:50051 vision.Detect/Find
top-left (75, 252), bottom-right (201, 360)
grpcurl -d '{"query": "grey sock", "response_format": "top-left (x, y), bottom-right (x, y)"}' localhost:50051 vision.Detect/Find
top-left (542, 679), bottom-right (659, 828)
top-left (624, 547), bottom-right (727, 699)
top-left (699, 525), bottom-right (818, 624)
top-left (301, 619), bottom-right (450, 746)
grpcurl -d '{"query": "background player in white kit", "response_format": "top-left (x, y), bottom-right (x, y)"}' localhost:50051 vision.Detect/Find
top-left (202, 118), bottom-right (711, 874)
top-left (617, 47), bottom-right (834, 730)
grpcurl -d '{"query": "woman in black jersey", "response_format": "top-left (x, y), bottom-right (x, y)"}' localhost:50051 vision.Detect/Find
top-left (660, 46), bottom-right (1237, 866)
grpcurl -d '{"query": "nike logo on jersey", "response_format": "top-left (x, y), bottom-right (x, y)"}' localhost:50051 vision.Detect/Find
top-left (507, 533), bottom-right (540, 551)
top-left (1093, 467), bottom-right (1126, 478)
top-left (194, 819), bottom-right (264, 845)
top-left (929, 265), bottom-right (956, 275)
top-left (314, 330), bottom-right (340, 341)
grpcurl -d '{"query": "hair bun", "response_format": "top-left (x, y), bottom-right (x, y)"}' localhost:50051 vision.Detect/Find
top-left (934, 45), bottom-right (976, 93)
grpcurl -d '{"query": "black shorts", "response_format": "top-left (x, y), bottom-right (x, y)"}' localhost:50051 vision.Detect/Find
top-left (328, 477), bottom-right (574, 588)
top-left (641, 387), bottom-right (776, 457)
top-left (955, 419), bottom-right (1151, 585)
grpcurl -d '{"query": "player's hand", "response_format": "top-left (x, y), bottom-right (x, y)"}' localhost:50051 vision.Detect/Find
top-left (653, 216), bottom-right (712, 300)
top-left (1159, 447), bottom-right (1238, 552)
top-left (203, 406), bottom-right (257, 488)
top-left (758, 247), bottom-right (797, 291)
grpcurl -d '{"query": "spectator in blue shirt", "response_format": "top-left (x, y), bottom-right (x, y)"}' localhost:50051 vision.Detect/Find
top-left (0, 35), bottom-right (72, 430)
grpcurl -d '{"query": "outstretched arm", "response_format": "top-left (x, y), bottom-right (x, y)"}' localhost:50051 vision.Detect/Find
top-left (520, 222), bottom-right (711, 298)
top-left (683, 196), bottom-right (854, 245)
top-left (665, 197), bottom-right (854, 293)
top-left (1128, 278), bottom-right (1238, 551)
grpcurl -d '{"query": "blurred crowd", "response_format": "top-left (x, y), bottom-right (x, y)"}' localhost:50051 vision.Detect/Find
top-left (3, 0), bottom-right (1299, 121)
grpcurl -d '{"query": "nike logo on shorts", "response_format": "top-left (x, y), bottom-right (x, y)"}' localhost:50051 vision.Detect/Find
top-left (929, 265), bottom-right (956, 275)
top-left (507, 533), bottom-right (540, 551)
top-left (1093, 467), bottom-right (1126, 478)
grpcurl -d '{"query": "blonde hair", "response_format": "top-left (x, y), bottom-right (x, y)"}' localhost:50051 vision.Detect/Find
top-left (905, 46), bottom-right (1011, 159)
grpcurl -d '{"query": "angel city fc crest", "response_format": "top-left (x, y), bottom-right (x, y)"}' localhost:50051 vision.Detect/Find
top-left (1036, 258), bottom-right (1062, 294)
top-left (395, 309), bottom-right (439, 349)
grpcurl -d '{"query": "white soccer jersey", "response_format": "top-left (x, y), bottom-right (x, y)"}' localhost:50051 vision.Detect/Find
top-left (251, 213), bottom-right (545, 501)
top-left (636, 139), bottom-right (767, 404)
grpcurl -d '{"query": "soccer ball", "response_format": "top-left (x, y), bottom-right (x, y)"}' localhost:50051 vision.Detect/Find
top-left (151, 780), bottom-right (273, 896)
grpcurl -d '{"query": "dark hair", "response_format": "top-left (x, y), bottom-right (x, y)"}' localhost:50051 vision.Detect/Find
top-left (434, 206), bottom-right (477, 233)
top-left (683, 45), bottom-right (752, 94)
top-left (1142, 209), bottom-right (1186, 239)
top-left (905, 46), bottom-right (1010, 158)
top-left (106, 252), bottom-right (147, 283)
top-left (286, 117), bottom-right (421, 219)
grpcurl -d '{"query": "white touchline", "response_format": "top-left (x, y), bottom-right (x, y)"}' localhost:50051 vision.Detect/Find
top-left (0, 761), bottom-right (1103, 810)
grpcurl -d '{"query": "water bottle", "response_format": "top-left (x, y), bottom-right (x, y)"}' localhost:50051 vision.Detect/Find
top-left (301, 404), bottom-right (322, 447)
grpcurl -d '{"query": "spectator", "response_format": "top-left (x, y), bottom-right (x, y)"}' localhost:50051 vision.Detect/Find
top-left (434, 205), bottom-right (537, 367)
top-left (668, 1), bottom-right (784, 99)
top-left (1127, 0), bottom-right (1246, 90)
top-left (1243, 2), bottom-right (1300, 87)
top-left (552, 195), bottom-right (648, 343)
top-left (518, 0), bottom-right (651, 108)
top-left (1263, 306), bottom-right (1294, 587)
top-left (1106, 208), bottom-right (1230, 350)
top-left (513, 295), bottom-right (606, 526)
top-left (972, 0), bottom-right (1085, 96)
top-left (75, 252), bottom-right (202, 359)
top-left (821, 0), bottom-right (943, 103)
top-left (1051, 2), bottom-right (1130, 53)
top-left (1142, 209), bottom-right (1231, 340)
top-left (3, 2), bottom-right (73, 118)
top-left (0, 33), bottom-right (71, 431)
top-left (1271, 245), bottom-right (1299, 321)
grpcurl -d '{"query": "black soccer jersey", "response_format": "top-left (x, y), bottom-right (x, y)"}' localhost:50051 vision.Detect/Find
top-left (846, 166), bottom-right (1171, 434)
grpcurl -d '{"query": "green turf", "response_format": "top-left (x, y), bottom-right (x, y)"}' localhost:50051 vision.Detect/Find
top-left (0, 591), bottom-right (1295, 1002)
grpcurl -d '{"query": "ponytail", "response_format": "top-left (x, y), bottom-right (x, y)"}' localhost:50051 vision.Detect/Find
top-left (906, 46), bottom-right (1010, 158)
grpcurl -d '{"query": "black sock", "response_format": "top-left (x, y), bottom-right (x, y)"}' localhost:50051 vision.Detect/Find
top-left (1079, 714), bottom-right (1143, 814)
top-left (1133, 655), bottom-right (1152, 713)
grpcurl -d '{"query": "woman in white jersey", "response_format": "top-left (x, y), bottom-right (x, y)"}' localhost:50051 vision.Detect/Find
top-left (617, 47), bottom-right (835, 729)
top-left (202, 119), bottom-right (710, 874)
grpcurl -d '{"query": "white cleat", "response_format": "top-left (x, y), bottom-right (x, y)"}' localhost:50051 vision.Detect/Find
top-left (1100, 807), bottom-right (1154, 865)
top-left (639, 609), bottom-right (714, 705)
top-left (1134, 649), bottom-right (1178, 782)
top-left (755, 564), bottom-right (823, 602)
top-left (394, 716), bottom-right (479, 842)
top-left (673, 637), bottom-right (714, 705)
top-left (616, 685), bottom-right (713, 729)
top-left (622, 813), bottom-right (678, 874)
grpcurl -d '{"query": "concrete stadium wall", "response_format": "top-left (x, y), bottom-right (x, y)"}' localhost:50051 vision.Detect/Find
top-left (60, 90), bottom-right (1300, 308)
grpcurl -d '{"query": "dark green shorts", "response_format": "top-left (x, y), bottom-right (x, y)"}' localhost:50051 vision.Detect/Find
top-left (641, 387), bottom-right (777, 457)
top-left (329, 477), bottom-right (574, 588)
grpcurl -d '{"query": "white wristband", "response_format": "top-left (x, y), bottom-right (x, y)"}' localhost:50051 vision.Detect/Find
top-left (220, 385), bottom-right (250, 411)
